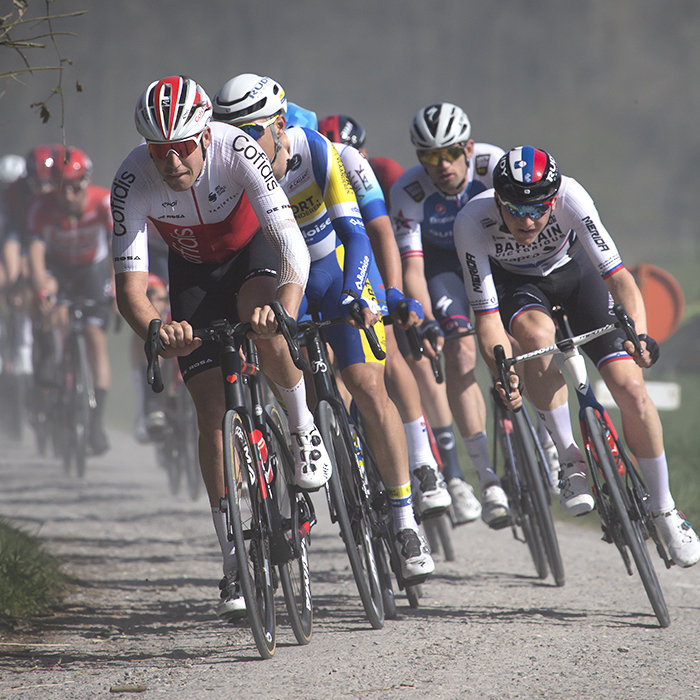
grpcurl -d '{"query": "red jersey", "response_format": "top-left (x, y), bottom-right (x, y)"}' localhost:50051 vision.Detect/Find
top-left (26, 186), bottom-right (112, 266)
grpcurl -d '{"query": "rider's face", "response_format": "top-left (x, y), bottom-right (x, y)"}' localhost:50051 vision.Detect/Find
top-left (57, 179), bottom-right (89, 216)
top-left (496, 192), bottom-right (558, 245)
top-left (241, 115), bottom-right (290, 181)
top-left (150, 127), bottom-right (211, 192)
top-left (419, 140), bottom-right (473, 196)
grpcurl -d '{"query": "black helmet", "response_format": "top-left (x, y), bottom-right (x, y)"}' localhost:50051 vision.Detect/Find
top-left (318, 114), bottom-right (366, 150)
top-left (493, 146), bottom-right (561, 204)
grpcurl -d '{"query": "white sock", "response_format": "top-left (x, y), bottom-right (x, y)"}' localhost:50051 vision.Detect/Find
top-left (211, 508), bottom-right (237, 577)
top-left (536, 403), bottom-right (583, 463)
top-left (637, 452), bottom-right (675, 514)
top-left (274, 376), bottom-right (314, 433)
top-left (404, 416), bottom-right (438, 471)
top-left (463, 431), bottom-right (499, 490)
top-left (386, 483), bottom-right (418, 530)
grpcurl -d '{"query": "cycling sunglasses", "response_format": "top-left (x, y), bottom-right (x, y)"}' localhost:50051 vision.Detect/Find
top-left (499, 197), bottom-right (554, 220)
top-left (147, 130), bottom-right (204, 160)
top-left (236, 115), bottom-right (278, 141)
top-left (417, 145), bottom-right (465, 166)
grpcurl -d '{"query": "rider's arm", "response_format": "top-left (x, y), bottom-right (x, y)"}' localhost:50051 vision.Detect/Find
top-left (27, 238), bottom-right (48, 296)
top-left (115, 270), bottom-right (200, 356)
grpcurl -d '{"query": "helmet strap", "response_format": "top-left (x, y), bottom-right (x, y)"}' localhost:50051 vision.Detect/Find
top-left (269, 124), bottom-right (283, 165)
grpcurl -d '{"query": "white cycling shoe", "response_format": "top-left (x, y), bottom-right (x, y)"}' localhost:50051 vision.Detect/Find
top-left (653, 509), bottom-right (700, 568)
top-left (216, 573), bottom-right (246, 620)
top-left (446, 478), bottom-right (481, 524)
top-left (291, 425), bottom-right (332, 490)
top-left (393, 527), bottom-right (435, 584)
top-left (559, 461), bottom-right (594, 516)
top-left (411, 464), bottom-right (451, 519)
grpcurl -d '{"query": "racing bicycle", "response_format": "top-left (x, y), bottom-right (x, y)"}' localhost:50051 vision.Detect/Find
top-left (494, 304), bottom-right (672, 627)
top-left (146, 314), bottom-right (315, 658)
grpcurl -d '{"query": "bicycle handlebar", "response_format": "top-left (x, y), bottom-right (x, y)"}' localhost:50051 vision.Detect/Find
top-left (393, 300), bottom-right (445, 384)
top-left (493, 303), bottom-right (645, 383)
top-left (145, 318), bottom-right (164, 394)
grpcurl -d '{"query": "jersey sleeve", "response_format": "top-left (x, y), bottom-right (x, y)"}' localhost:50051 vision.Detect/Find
top-left (454, 206), bottom-right (500, 315)
top-left (308, 130), bottom-right (372, 296)
top-left (110, 155), bottom-right (152, 274)
top-left (225, 133), bottom-right (310, 289)
top-left (561, 178), bottom-right (623, 279)
top-left (389, 173), bottom-right (424, 260)
top-left (338, 144), bottom-right (388, 224)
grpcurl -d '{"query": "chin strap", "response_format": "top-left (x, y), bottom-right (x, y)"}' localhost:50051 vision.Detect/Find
top-left (269, 125), bottom-right (283, 166)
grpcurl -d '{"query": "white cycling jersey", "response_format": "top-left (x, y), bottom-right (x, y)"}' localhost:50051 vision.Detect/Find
top-left (110, 121), bottom-right (309, 288)
top-left (453, 176), bottom-right (623, 315)
top-left (390, 143), bottom-right (504, 258)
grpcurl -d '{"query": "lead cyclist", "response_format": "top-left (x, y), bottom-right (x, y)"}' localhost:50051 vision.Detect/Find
top-left (112, 75), bottom-right (332, 620)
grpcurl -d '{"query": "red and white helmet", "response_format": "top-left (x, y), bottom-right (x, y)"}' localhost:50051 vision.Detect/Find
top-left (50, 146), bottom-right (93, 183)
top-left (135, 76), bottom-right (212, 142)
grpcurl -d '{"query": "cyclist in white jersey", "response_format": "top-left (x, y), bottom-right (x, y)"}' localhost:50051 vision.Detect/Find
top-left (454, 145), bottom-right (700, 568)
top-left (390, 103), bottom-right (512, 528)
top-left (112, 76), bottom-right (332, 620)
top-left (212, 74), bottom-right (435, 582)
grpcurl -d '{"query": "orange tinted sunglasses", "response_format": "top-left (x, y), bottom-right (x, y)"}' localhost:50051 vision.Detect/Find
top-left (147, 131), bottom-right (204, 160)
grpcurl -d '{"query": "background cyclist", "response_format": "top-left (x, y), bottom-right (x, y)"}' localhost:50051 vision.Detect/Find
top-left (453, 145), bottom-right (700, 568)
top-left (112, 75), bottom-right (331, 620)
top-left (26, 146), bottom-right (113, 456)
top-left (213, 74), bottom-right (434, 583)
top-left (390, 103), bottom-right (511, 528)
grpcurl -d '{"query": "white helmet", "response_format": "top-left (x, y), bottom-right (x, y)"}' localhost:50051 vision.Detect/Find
top-left (409, 103), bottom-right (471, 149)
top-left (135, 76), bottom-right (212, 142)
top-left (0, 154), bottom-right (27, 184)
top-left (212, 73), bottom-right (287, 125)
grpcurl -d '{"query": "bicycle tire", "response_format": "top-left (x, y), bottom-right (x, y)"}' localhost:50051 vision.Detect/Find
top-left (406, 584), bottom-right (422, 608)
top-left (317, 401), bottom-right (384, 629)
top-left (584, 406), bottom-right (669, 628)
top-left (512, 410), bottom-right (565, 586)
top-left (73, 335), bottom-right (92, 478)
top-left (373, 537), bottom-right (397, 619)
top-left (181, 393), bottom-right (201, 501)
top-left (423, 514), bottom-right (455, 562)
top-left (495, 409), bottom-right (549, 580)
top-left (222, 409), bottom-right (276, 658)
top-left (266, 405), bottom-right (313, 645)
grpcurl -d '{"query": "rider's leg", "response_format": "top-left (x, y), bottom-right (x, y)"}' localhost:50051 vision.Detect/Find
top-left (238, 275), bottom-right (331, 490)
top-left (511, 307), bottom-right (592, 515)
top-left (84, 322), bottom-right (111, 454)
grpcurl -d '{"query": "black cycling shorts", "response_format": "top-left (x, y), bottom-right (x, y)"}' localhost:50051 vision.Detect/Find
top-left (49, 257), bottom-right (113, 329)
top-left (169, 229), bottom-right (278, 382)
top-left (423, 241), bottom-right (474, 340)
top-left (492, 238), bottom-right (627, 367)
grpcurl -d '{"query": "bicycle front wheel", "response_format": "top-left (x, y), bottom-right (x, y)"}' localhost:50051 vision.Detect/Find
top-left (422, 514), bottom-right (455, 562)
top-left (318, 401), bottom-right (384, 629)
top-left (222, 410), bottom-right (276, 658)
top-left (513, 410), bottom-right (565, 587)
top-left (266, 404), bottom-right (313, 645)
top-left (584, 406), bottom-right (669, 628)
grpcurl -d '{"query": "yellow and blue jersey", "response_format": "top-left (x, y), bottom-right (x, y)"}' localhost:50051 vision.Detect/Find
top-left (280, 126), bottom-right (384, 369)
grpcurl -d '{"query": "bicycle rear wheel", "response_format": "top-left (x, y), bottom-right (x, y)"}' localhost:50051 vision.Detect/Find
top-left (266, 405), bottom-right (313, 645)
top-left (318, 401), bottom-right (384, 629)
top-left (584, 406), bottom-right (669, 627)
top-left (222, 409), bottom-right (277, 658)
top-left (422, 514), bottom-right (455, 561)
top-left (512, 410), bottom-right (565, 587)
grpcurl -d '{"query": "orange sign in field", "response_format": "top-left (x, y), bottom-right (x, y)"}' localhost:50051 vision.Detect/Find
top-left (628, 262), bottom-right (685, 343)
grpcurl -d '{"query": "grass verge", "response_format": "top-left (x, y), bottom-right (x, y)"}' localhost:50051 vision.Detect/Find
top-left (0, 519), bottom-right (65, 627)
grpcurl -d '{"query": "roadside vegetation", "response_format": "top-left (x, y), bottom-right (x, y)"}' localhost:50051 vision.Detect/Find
top-left (0, 519), bottom-right (65, 627)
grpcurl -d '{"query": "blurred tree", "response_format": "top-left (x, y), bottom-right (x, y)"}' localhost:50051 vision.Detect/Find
top-left (0, 0), bottom-right (86, 125)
